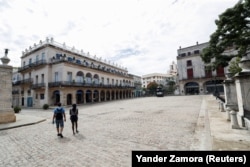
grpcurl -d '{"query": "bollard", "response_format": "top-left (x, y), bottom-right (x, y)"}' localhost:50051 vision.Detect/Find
top-left (226, 107), bottom-right (231, 121)
top-left (220, 102), bottom-right (225, 112)
top-left (230, 110), bottom-right (240, 129)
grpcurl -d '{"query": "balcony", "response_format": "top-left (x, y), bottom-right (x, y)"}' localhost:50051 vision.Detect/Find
top-left (12, 90), bottom-right (20, 94)
top-left (50, 58), bottom-right (130, 78)
top-left (48, 81), bottom-right (135, 89)
top-left (180, 75), bottom-right (225, 81)
top-left (31, 83), bottom-right (46, 89)
top-left (20, 78), bottom-right (33, 84)
top-left (18, 60), bottom-right (47, 72)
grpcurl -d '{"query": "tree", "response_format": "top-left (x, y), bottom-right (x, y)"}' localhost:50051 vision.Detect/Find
top-left (201, 0), bottom-right (250, 70)
top-left (166, 81), bottom-right (176, 94)
top-left (228, 57), bottom-right (242, 75)
top-left (147, 82), bottom-right (158, 95)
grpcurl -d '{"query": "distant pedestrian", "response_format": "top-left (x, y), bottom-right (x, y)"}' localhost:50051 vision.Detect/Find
top-left (69, 104), bottom-right (79, 135)
top-left (52, 103), bottom-right (66, 138)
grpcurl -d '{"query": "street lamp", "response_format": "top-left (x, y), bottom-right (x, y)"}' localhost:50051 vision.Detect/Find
top-left (1, 48), bottom-right (10, 65)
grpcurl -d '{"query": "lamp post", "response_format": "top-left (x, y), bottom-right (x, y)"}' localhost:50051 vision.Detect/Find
top-left (1, 48), bottom-right (10, 65)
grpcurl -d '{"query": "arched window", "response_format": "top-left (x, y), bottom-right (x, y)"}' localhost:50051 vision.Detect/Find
top-left (93, 74), bottom-right (99, 84)
top-left (76, 71), bottom-right (84, 83)
top-left (86, 73), bottom-right (92, 84)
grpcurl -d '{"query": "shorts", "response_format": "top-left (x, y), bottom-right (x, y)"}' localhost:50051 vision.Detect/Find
top-left (55, 119), bottom-right (64, 128)
top-left (70, 115), bottom-right (78, 122)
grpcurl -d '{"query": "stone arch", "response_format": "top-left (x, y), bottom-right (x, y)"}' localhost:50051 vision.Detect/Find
top-left (76, 90), bottom-right (84, 104)
top-left (204, 79), bottom-right (224, 94)
top-left (86, 73), bottom-right (92, 84)
top-left (111, 90), bottom-right (115, 100)
top-left (184, 82), bottom-right (199, 95)
top-left (76, 71), bottom-right (84, 83)
top-left (52, 90), bottom-right (60, 105)
top-left (67, 93), bottom-right (72, 105)
top-left (106, 90), bottom-right (110, 101)
top-left (93, 90), bottom-right (99, 102)
top-left (86, 90), bottom-right (92, 103)
top-left (93, 74), bottom-right (99, 84)
top-left (100, 90), bottom-right (105, 101)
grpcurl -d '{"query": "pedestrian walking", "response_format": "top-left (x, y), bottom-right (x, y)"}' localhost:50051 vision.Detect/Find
top-left (52, 102), bottom-right (66, 138)
top-left (69, 104), bottom-right (79, 135)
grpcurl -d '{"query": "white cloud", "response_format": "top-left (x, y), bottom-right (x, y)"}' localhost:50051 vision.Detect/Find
top-left (0, 0), bottom-right (238, 75)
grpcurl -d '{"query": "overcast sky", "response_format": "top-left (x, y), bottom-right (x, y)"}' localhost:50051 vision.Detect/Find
top-left (0, 0), bottom-right (238, 76)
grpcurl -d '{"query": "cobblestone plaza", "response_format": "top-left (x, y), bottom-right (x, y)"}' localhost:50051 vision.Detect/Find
top-left (1, 95), bottom-right (250, 167)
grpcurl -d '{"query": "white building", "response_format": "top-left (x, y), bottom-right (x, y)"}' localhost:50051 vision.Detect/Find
top-left (177, 42), bottom-right (226, 95)
top-left (12, 37), bottom-right (135, 108)
top-left (141, 73), bottom-right (174, 88)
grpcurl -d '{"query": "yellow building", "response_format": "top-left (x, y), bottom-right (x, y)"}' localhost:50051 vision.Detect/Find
top-left (12, 38), bottom-right (135, 108)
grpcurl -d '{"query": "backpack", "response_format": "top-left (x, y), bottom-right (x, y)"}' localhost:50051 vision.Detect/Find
top-left (55, 108), bottom-right (63, 120)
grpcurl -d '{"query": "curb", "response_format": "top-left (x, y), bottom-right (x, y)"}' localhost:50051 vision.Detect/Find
top-left (0, 119), bottom-right (46, 131)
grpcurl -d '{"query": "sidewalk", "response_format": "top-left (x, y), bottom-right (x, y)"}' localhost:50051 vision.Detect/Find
top-left (206, 95), bottom-right (250, 150)
top-left (0, 114), bottom-right (46, 131)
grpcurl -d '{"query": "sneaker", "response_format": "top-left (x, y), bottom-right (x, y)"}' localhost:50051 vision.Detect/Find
top-left (60, 134), bottom-right (64, 138)
top-left (57, 134), bottom-right (60, 136)
top-left (76, 130), bottom-right (79, 133)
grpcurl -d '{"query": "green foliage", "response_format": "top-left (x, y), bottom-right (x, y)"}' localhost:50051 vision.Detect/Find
top-left (43, 104), bottom-right (49, 110)
top-left (201, 0), bottom-right (250, 69)
top-left (146, 82), bottom-right (158, 95)
top-left (147, 82), bottom-right (158, 90)
top-left (228, 57), bottom-right (242, 75)
top-left (13, 106), bottom-right (21, 113)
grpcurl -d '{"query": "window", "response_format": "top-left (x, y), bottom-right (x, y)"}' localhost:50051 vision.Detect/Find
top-left (36, 75), bottom-right (38, 84)
top-left (194, 50), bottom-right (200, 54)
top-left (76, 71), bottom-right (84, 83)
top-left (40, 94), bottom-right (44, 99)
top-left (42, 52), bottom-right (45, 60)
top-left (56, 53), bottom-right (62, 59)
top-left (187, 68), bottom-right (193, 79)
top-left (29, 58), bottom-right (32, 65)
top-left (41, 74), bottom-right (44, 83)
top-left (205, 67), bottom-right (212, 78)
top-left (187, 60), bottom-right (192, 66)
top-left (55, 72), bottom-right (59, 82)
top-left (67, 72), bottom-right (72, 82)
top-left (181, 53), bottom-right (186, 57)
top-left (36, 55), bottom-right (39, 62)
top-left (216, 66), bottom-right (225, 77)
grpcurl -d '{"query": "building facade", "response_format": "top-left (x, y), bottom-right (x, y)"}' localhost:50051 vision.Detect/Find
top-left (12, 37), bottom-right (135, 108)
top-left (129, 74), bottom-right (143, 97)
top-left (141, 73), bottom-right (174, 88)
top-left (177, 42), bottom-right (227, 95)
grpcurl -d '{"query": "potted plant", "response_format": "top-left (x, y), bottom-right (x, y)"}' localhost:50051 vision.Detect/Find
top-left (14, 106), bottom-right (21, 113)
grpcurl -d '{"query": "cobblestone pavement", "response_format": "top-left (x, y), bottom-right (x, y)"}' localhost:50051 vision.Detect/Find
top-left (0, 95), bottom-right (214, 166)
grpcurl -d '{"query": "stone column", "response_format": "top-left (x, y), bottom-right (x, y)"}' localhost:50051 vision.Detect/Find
top-left (0, 49), bottom-right (16, 123)
top-left (223, 73), bottom-right (238, 113)
top-left (234, 51), bottom-right (250, 128)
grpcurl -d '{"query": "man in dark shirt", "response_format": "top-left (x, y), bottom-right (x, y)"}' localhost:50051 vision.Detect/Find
top-left (52, 103), bottom-right (66, 138)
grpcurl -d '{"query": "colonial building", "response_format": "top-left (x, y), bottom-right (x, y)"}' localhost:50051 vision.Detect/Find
top-left (129, 74), bottom-right (143, 97)
top-left (177, 42), bottom-right (228, 95)
top-left (141, 73), bottom-right (174, 88)
top-left (12, 37), bottom-right (135, 108)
